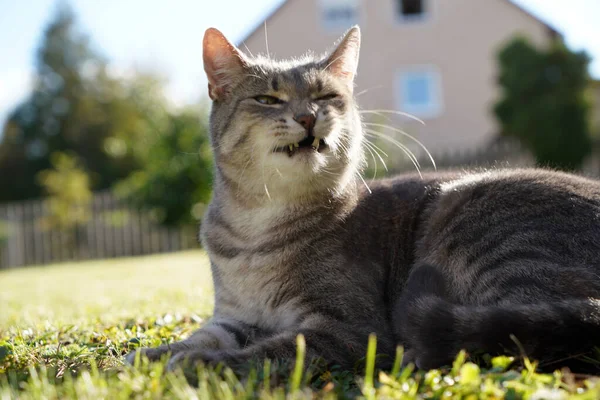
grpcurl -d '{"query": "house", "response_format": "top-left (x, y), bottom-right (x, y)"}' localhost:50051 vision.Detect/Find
top-left (239, 0), bottom-right (559, 157)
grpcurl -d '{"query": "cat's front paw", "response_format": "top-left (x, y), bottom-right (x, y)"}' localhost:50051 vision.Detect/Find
top-left (166, 349), bottom-right (240, 372)
top-left (125, 345), bottom-right (176, 365)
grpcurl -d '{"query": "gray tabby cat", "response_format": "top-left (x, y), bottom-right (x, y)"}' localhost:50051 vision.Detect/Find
top-left (126, 26), bottom-right (600, 372)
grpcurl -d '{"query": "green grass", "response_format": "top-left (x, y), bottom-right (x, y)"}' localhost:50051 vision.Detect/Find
top-left (1, 251), bottom-right (600, 399)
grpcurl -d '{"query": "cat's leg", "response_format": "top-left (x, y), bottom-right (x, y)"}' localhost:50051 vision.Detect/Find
top-left (125, 318), bottom-right (260, 365)
top-left (165, 315), bottom-right (376, 372)
top-left (392, 263), bottom-right (454, 369)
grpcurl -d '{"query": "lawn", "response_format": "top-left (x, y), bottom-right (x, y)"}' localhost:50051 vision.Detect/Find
top-left (1, 251), bottom-right (599, 399)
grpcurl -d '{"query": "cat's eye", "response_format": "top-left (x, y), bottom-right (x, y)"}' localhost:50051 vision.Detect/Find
top-left (254, 95), bottom-right (283, 105)
top-left (316, 93), bottom-right (339, 101)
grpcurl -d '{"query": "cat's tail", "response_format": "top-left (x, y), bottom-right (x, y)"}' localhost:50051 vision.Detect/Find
top-left (394, 265), bottom-right (600, 371)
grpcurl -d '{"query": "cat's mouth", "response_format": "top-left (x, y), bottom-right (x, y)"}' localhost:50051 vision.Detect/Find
top-left (273, 135), bottom-right (328, 157)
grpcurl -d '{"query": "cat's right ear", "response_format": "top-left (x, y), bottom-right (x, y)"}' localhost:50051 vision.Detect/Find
top-left (203, 28), bottom-right (247, 101)
top-left (324, 26), bottom-right (361, 88)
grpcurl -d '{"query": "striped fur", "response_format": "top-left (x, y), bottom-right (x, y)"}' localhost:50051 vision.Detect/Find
top-left (126, 26), bottom-right (600, 374)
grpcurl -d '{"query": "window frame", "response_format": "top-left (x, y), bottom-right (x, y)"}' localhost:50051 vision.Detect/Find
top-left (319, 0), bottom-right (360, 32)
top-left (395, 65), bottom-right (444, 119)
top-left (395, 0), bottom-right (429, 24)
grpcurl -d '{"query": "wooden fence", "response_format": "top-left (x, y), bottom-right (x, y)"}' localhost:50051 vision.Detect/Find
top-left (0, 192), bottom-right (200, 269)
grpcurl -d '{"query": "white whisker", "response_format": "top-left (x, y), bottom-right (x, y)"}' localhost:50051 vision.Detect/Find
top-left (355, 85), bottom-right (384, 97)
top-left (364, 122), bottom-right (436, 170)
top-left (363, 140), bottom-right (388, 172)
top-left (356, 171), bottom-right (372, 194)
top-left (364, 129), bottom-right (422, 178)
top-left (236, 139), bottom-right (259, 198)
top-left (323, 55), bottom-right (345, 72)
top-left (264, 22), bottom-right (270, 60)
top-left (364, 130), bottom-right (420, 168)
top-left (363, 141), bottom-right (378, 181)
top-left (359, 109), bottom-right (425, 125)
top-left (242, 43), bottom-right (254, 58)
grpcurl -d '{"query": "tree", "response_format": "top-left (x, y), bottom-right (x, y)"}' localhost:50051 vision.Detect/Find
top-left (494, 37), bottom-right (592, 170)
top-left (114, 106), bottom-right (213, 227)
top-left (0, 3), bottom-right (155, 201)
top-left (37, 152), bottom-right (92, 230)
top-left (37, 152), bottom-right (92, 252)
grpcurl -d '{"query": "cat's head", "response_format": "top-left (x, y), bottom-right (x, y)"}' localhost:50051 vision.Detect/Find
top-left (203, 26), bottom-right (364, 203)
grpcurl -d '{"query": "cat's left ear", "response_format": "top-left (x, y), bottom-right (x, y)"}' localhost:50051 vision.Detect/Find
top-left (203, 28), bottom-right (248, 101)
top-left (324, 26), bottom-right (361, 88)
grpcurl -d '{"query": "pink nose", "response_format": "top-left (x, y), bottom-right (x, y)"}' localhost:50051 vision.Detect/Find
top-left (293, 113), bottom-right (316, 132)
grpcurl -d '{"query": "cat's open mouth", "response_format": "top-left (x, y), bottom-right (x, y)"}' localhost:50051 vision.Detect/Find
top-left (273, 135), bottom-right (328, 157)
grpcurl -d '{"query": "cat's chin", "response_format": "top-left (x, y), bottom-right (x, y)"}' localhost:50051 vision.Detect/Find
top-left (271, 149), bottom-right (332, 175)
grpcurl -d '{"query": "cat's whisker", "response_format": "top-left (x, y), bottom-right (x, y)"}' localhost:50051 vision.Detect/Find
top-left (335, 138), bottom-right (351, 158)
top-left (364, 123), bottom-right (436, 170)
top-left (242, 43), bottom-right (255, 58)
top-left (363, 137), bottom-right (389, 158)
top-left (356, 170), bottom-right (372, 194)
top-left (364, 129), bottom-right (420, 169)
top-left (235, 138), bottom-right (261, 198)
top-left (362, 139), bottom-right (389, 171)
top-left (261, 156), bottom-right (272, 201)
top-left (364, 129), bottom-right (422, 178)
top-left (237, 155), bottom-right (255, 194)
top-left (363, 140), bottom-right (388, 173)
top-left (363, 141), bottom-right (379, 181)
top-left (320, 169), bottom-right (342, 176)
top-left (355, 85), bottom-right (384, 97)
top-left (322, 55), bottom-right (345, 72)
top-left (264, 22), bottom-right (271, 60)
top-left (360, 109), bottom-right (426, 125)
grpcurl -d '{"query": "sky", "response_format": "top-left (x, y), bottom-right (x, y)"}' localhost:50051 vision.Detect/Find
top-left (0, 0), bottom-right (599, 128)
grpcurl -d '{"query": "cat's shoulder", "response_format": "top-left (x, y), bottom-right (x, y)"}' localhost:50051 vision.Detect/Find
top-left (365, 167), bottom-right (600, 200)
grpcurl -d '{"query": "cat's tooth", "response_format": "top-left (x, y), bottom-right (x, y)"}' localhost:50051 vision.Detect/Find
top-left (312, 137), bottom-right (320, 150)
top-left (289, 144), bottom-right (294, 152)
top-left (293, 143), bottom-right (299, 148)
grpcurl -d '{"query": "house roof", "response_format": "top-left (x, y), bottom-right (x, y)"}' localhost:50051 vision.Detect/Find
top-left (236, 0), bottom-right (562, 47)
top-left (502, 0), bottom-right (561, 38)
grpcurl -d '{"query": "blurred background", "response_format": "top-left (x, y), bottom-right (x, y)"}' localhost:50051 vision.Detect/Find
top-left (0, 0), bottom-right (598, 269)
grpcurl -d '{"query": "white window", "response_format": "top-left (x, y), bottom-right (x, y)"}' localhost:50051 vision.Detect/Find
top-left (320, 0), bottom-right (359, 31)
top-left (396, 0), bottom-right (428, 22)
top-left (396, 67), bottom-right (443, 119)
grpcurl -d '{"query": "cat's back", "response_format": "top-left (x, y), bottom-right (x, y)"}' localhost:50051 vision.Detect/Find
top-left (415, 168), bottom-right (600, 302)
top-left (426, 168), bottom-right (600, 228)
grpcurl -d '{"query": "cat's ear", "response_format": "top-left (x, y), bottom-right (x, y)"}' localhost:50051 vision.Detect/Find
top-left (203, 28), bottom-right (248, 101)
top-left (324, 26), bottom-right (361, 87)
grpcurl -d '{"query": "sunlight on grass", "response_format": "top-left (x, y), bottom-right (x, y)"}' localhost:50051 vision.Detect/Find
top-left (0, 250), bottom-right (214, 327)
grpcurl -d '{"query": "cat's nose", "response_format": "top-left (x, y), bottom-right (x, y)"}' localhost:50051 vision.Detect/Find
top-left (293, 113), bottom-right (316, 132)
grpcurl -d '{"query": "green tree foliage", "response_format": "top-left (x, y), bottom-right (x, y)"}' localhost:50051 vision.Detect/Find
top-left (115, 106), bottom-right (213, 227)
top-left (0, 3), bottom-right (156, 201)
top-left (494, 37), bottom-right (592, 170)
top-left (37, 152), bottom-right (92, 231)
top-left (0, 2), bottom-right (215, 227)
